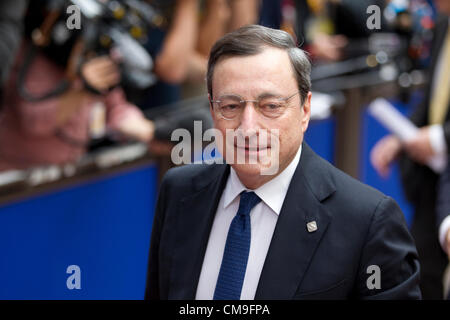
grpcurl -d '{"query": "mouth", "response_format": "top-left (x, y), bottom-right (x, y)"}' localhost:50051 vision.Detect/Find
top-left (235, 144), bottom-right (270, 152)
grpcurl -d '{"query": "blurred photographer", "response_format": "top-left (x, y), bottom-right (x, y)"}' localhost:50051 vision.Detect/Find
top-left (0, 1), bottom-right (156, 171)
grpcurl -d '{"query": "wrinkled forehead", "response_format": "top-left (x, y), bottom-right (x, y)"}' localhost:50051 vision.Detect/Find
top-left (212, 47), bottom-right (297, 97)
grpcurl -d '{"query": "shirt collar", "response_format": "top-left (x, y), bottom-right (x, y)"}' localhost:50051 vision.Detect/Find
top-left (223, 144), bottom-right (302, 215)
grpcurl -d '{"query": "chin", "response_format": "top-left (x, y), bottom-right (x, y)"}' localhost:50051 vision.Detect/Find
top-left (232, 163), bottom-right (263, 175)
top-left (231, 161), bottom-right (281, 180)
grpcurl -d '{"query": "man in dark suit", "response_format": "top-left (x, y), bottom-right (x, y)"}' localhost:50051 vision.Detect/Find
top-left (146, 25), bottom-right (421, 300)
top-left (371, 0), bottom-right (450, 299)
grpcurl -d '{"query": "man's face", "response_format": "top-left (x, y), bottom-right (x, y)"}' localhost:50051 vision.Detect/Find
top-left (210, 46), bottom-right (311, 185)
top-left (435, 0), bottom-right (450, 15)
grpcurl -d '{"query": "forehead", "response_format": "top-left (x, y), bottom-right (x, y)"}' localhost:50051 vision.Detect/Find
top-left (212, 47), bottom-right (297, 97)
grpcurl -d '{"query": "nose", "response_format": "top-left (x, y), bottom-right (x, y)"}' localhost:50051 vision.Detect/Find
top-left (238, 101), bottom-right (260, 133)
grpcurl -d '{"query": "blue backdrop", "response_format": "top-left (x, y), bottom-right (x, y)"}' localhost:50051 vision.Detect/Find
top-left (0, 164), bottom-right (158, 299)
top-left (359, 97), bottom-right (421, 227)
top-left (305, 117), bottom-right (336, 164)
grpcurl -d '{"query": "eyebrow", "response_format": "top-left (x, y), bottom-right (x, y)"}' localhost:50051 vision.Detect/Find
top-left (217, 92), bottom-right (284, 100)
top-left (257, 92), bottom-right (283, 99)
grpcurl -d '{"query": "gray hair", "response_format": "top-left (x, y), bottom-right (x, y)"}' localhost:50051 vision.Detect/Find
top-left (207, 24), bottom-right (311, 104)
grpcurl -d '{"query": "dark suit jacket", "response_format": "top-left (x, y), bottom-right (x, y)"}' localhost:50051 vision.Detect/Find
top-left (145, 143), bottom-right (421, 299)
top-left (398, 16), bottom-right (450, 299)
top-left (436, 163), bottom-right (450, 301)
top-left (437, 162), bottom-right (450, 232)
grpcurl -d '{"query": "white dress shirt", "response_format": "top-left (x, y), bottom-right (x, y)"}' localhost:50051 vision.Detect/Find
top-left (195, 144), bottom-right (302, 300)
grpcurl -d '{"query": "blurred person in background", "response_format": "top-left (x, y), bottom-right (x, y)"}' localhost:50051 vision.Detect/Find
top-left (0, 1), bottom-right (157, 171)
top-left (371, 0), bottom-right (450, 299)
top-left (0, 0), bottom-right (28, 100)
top-left (127, 0), bottom-right (261, 108)
top-left (195, 0), bottom-right (261, 76)
top-left (182, 0), bottom-right (261, 98)
top-left (293, 0), bottom-right (350, 62)
top-left (125, 0), bottom-right (202, 109)
top-left (258, 0), bottom-right (388, 62)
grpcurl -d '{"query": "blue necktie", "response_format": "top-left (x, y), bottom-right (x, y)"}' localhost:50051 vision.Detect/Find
top-left (213, 191), bottom-right (261, 300)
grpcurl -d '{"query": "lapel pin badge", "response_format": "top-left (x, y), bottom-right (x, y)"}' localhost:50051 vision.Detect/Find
top-left (307, 221), bottom-right (318, 233)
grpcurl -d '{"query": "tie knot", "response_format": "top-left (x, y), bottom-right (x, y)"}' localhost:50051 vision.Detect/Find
top-left (237, 191), bottom-right (261, 217)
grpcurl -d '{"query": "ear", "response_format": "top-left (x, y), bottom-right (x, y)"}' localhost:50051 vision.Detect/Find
top-left (301, 91), bottom-right (312, 134)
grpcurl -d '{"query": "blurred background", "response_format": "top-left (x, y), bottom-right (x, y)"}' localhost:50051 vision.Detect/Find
top-left (0, 0), bottom-right (448, 299)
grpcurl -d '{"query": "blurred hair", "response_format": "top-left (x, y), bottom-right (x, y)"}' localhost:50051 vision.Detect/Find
top-left (207, 24), bottom-right (311, 104)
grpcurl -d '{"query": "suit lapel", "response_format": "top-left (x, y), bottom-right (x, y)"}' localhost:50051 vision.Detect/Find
top-left (255, 143), bottom-right (335, 299)
top-left (168, 164), bottom-right (229, 299)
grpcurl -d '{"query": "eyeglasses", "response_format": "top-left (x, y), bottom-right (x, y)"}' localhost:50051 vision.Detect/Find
top-left (210, 91), bottom-right (300, 120)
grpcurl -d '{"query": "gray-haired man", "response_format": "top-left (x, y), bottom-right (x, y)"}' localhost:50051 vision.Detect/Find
top-left (145, 25), bottom-right (421, 300)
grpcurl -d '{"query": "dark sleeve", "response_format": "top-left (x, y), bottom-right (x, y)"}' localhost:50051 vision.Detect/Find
top-left (399, 97), bottom-right (433, 203)
top-left (0, 0), bottom-right (27, 85)
top-left (355, 196), bottom-right (422, 299)
top-left (144, 172), bottom-right (170, 300)
top-left (436, 163), bottom-right (450, 231)
top-left (408, 99), bottom-right (429, 128)
top-left (399, 18), bottom-right (448, 203)
top-left (443, 121), bottom-right (450, 154)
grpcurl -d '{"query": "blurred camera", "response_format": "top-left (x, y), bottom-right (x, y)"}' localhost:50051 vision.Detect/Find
top-left (69, 0), bottom-right (167, 89)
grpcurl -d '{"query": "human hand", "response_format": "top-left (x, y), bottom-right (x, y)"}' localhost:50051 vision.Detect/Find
top-left (117, 116), bottom-right (174, 156)
top-left (117, 116), bottom-right (155, 143)
top-left (403, 127), bottom-right (435, 165)
top-left (370, 134), bottom-right (402, 178)
top-left (80, 56), bottom-right (120, 93)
